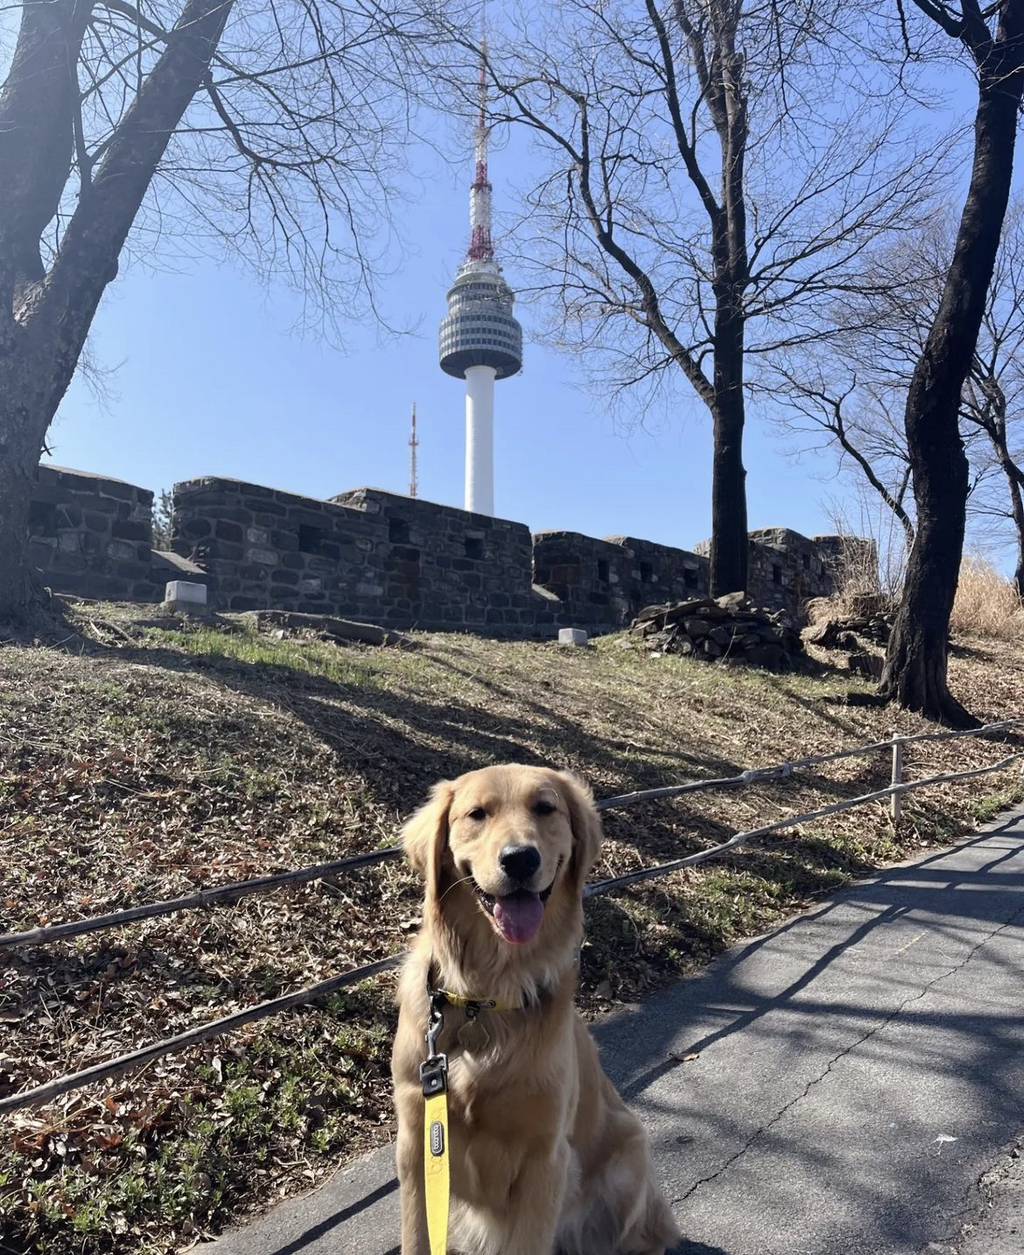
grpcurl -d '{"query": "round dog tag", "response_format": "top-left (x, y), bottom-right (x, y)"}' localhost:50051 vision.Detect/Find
top-left (457, 1016), bottom-right (490, 1054)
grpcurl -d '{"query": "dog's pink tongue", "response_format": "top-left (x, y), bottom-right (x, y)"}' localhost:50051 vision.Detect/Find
top-left (493, 891), bottom-right (545, 944)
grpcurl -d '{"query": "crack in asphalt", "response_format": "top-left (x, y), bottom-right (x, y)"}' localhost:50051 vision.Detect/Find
top-left (674, 897), bottom-right (1024, 1207)
top-left (914, 1139), bottom-right (1024, 1255)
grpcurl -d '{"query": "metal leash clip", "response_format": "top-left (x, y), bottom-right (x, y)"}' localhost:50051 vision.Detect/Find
top-left (420, 991), bottom-right (449, 1097)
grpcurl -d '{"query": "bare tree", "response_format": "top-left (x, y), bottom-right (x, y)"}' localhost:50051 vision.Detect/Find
top-left (0, 0), bottom-right (436, 625)
top-left (960, 212), bottom-right (1024, 595)
top-left (873, 0), bottom-right (1024, 725)
top-left (456, 0), bottom-right (939, 595)
top-left (776, 370), bottom-right (916, 554)
top-left (779, 193), bottom-right (1024, 615)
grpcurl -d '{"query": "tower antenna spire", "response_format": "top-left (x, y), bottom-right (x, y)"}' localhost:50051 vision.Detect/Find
top-left (408, 401), bottom-right (419, 499)
top-left (468, 27), bottom-right (493, 262)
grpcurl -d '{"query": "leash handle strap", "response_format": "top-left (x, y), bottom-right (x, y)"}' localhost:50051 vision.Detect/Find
top-left (423, 1084), bottom-right (450, 1255)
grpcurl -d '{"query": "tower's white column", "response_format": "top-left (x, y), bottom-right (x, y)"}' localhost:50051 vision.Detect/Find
top-left (464, 364), bottom-right (496, 515)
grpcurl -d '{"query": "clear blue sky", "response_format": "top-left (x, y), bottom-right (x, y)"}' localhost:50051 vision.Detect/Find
top-left (45, 78), bottom-right (963, 557)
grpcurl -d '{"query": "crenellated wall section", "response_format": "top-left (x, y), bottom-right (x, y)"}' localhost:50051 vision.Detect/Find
top-left (29, 466), bottom-right (872, 635)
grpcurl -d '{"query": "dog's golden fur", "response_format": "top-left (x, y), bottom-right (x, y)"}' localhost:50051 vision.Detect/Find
top-left (392, 764), bottom-right (680, 1255)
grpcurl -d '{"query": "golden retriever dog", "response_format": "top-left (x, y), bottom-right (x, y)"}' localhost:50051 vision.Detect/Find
top-left (392, 764), bottom-right (680, 1255)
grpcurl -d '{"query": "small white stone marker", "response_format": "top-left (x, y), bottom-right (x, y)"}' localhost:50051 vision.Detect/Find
top-left (164, 580), bottom-right (208, 611)
top-left (558, 627), bottom-right (589, 647)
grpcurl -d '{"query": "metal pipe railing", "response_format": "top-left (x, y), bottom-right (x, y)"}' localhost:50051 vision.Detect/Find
top-left (4, 719), bottom-right (1019, 953)
top-left (2, 718), bottom-right (1020, 1115)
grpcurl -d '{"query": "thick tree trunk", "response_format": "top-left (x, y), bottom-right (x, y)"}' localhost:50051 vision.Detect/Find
top-left (0, 341), bottom-right (58, 624)
top-left (0, 0), bottom-right (233, 623)
top-left (880, 28), bottom-right (1024, 725)
top-left (709, 23), bottom-right (749, 597)
top-left (709, 333), bottom-right (748, 596)
top-left (0, 427), bottom-right (45, 626)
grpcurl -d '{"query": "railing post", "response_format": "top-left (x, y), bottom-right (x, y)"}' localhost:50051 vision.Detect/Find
top-left (890, 732), bottom-right (904, 823)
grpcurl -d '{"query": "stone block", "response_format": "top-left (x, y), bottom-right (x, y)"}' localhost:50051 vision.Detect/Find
top-left (559, 628), bottom-right (589, 647)
top-left (211, 506), bottom-right (255, 525)
top-left (87, 496), bottom-right (120, 516)
top-left (246, 547), bottom-right (278, 566)
top-left (98, 480), bottom-right (138, 502)
top-left (52, 553), bottom-right (89, 574)
top-left (107, 539), bottom-right (137, 561)
top-left (84, 510), bottom-right (112, 532)
top-left (164, 580), bottom-right (208, 610)
top-left (111, 519), bottom-right (149, 542)
top-left (29, 540), bottom-right (56, 566)
top-left (248, 500), bottom-right (288, 518)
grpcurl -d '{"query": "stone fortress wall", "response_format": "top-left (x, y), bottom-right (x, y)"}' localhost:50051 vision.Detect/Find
top-left (26, 465), bottom-right (203, 605)
top-left (28, 465), bottom-right (872, 635)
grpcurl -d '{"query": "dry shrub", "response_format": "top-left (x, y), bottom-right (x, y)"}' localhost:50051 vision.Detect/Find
top-left (820, 493), bottom-right (907, 619)
top-left (808, 530), bottom-right (896, 622)
top-left (951, 557), bottom-right (1024, 640)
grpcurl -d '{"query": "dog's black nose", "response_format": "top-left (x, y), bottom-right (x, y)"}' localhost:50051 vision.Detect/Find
top-left (499, 844), bottom-right (541, 883)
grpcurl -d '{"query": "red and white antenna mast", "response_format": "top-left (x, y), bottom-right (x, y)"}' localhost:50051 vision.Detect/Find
top-left (468, 36), bottom-right (494, 263)
top-left (408, 401), bottom-right (419, 499)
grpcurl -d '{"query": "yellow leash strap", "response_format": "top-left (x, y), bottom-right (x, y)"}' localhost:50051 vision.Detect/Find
top-left (420, 992), bottom-right (451, 1255)
top-left (419, 986), bottom-right (518, 1253)
top-left (422, 1083), bottom-right (450, 1255)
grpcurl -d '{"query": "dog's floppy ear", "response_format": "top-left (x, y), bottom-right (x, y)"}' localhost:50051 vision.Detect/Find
top-left (556, 770), bottom-right (603, 888)
top-left (401, 780), bottom-right (454, 899)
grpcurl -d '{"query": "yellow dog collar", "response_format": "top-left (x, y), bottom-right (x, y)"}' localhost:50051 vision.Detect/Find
top-left (432, 989), bottom-right (519, 1014)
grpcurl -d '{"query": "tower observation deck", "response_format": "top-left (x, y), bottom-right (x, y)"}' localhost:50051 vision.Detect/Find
top-left (439, 263), bottom-right (522, 382)
top-left (438, 45), bottom-right (522, 516)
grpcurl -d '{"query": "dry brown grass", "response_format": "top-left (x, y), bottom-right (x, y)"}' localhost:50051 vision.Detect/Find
top-left (1, 605), bottom-right (1022, 1254)
top-left (951, 557), bottom-right (1024, 641)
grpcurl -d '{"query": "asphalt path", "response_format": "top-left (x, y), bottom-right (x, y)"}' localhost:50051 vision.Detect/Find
top-left (201, 805), bottom-right (1024, 1255)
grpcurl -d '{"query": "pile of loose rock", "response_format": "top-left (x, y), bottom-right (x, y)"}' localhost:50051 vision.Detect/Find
top-left (630, 593), bottom-right (807, 672)
top-left (800, 594), bottom-right (894, 679)
top-left (802, 594), bottom-right (892, 647)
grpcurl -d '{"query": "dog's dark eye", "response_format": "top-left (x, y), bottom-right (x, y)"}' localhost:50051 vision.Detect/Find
top-left (467, 807), bottom-right (487, 822)
top-left (533, 800), bottom-right (557, 816)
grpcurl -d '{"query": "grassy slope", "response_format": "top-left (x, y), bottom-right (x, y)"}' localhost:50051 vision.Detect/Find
top-left (1, 607), bottom-right (1022, 1254)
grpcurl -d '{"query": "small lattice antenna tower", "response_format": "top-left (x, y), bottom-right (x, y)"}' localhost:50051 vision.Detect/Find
top-left (408, 401), bottom-right (419, 499)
